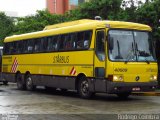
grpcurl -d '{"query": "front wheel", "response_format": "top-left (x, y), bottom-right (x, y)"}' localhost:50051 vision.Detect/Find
top-left (78, 76), bottom-right (94, 99)
top-left (26, 75), bottom-right (35, 91)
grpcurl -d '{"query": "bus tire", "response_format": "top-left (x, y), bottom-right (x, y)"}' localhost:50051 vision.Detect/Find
top-left (26, 75), bottom-right (35, 91)
top-left (3, 81), bottom-right (8, 85)
top-left (78, 76), bottom-right (93, 99)
top-left (16, 73), bottom-right (26, 90)
top-left (117, 93), bottom-right (130, 99)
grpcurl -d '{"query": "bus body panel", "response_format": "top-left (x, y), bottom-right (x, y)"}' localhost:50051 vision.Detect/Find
top-left (3, 50), bottom-right (94, 77)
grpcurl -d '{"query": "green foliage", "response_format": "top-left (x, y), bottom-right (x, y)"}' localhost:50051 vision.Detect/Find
top-left (65, 0), bottom-right (122, 20)
top-left (0, 12), bottom-right (14, 45)
top-left (136, 0), bottom-right (160, 39)
top-left (13, 10), bottom-right (64, 34)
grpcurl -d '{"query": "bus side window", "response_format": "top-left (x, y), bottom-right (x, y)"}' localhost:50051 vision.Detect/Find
top-left (4, 43), bottom-right (10, 55)
top-left (96, 30), bottom-right (105, 61)
top-left (84, 31), bottom-right (92, 49)
top-left (27, 39), bottom-right (34, 53)
top-left (71, 33), bottom-right (77, 49)
top-left (64, 34), bottom-right (72, 50)
top-left (53, 36), bottom-right (58, 51)
top-left (22, 40), bottom-right (28, 53)
top-left (16, 41), bottom-right (23, 54)
top-left (47, 36), bottom-right (58, 51)
top-left (34, 38), bottom-right (41, 52)
top-left (58, 35), bottom-right (65, 51)
top-left (10, 42), bottom-right (15, 54)
top-left (41, 37), bottom-right (48, 52)
top-left (77, 32), bottom-right (85, 49)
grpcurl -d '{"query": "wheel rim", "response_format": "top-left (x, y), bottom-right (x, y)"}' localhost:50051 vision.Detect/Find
top-left (26, 77), bottom-right (32, 89)
top-left (81, 80), bottom-right (89, 95)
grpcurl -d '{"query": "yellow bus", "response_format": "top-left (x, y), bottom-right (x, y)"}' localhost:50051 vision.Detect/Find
top-left (2, 19), bottom-right (158, 98)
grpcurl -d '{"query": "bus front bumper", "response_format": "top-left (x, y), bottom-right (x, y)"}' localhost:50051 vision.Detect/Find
top-left (106, 81), bottom-right (158, 94)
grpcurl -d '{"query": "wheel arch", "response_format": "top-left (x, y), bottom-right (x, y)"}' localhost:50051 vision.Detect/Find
top-left (24, 71), bottom-right (31, 79)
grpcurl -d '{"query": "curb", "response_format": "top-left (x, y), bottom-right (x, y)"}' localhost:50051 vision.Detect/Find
top-left (132, 92), bottom-right (160, 96)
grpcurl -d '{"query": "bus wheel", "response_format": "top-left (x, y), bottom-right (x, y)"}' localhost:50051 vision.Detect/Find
top-left (78, 76), bottom-right (93, 99)
top-left (117, 93), bottom-right (130, 99)
top-left (26, 75), bottom-right (35, 91)
top-left (3, 81), bottom-right (8, 85)
top-left (16, 74), bottom-right (26, 90)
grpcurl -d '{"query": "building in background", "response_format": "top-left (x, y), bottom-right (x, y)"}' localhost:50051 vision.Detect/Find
top-left (46, 0), bottom-right (90, 15)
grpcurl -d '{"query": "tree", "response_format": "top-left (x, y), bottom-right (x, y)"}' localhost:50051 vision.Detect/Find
top-left (136, 0), bottom-right (160, 38)
top-left (13, 10), bottom-right (64, 34)
top-left (65, 0), bottom-right (123, 20)
top-left (0, 12), bottom-right (14, 45)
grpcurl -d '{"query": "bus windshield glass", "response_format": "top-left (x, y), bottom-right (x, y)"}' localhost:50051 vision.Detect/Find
top-left (108, 30), bottom-right (156, 62)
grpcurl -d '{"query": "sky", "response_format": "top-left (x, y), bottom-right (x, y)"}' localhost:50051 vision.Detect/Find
top-left (0, 0), bottom-right (46, 17)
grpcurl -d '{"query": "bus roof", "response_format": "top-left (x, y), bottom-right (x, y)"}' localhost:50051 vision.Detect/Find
top-left (4, 19), bottom-right (152, 43)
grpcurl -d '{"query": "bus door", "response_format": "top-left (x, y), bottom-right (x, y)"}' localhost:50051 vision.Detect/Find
top-left (94, 29), bottom-right (106, 92)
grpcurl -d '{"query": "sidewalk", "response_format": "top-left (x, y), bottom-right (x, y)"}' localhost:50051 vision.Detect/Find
top-left (132, 89), bottom-right (160, 96)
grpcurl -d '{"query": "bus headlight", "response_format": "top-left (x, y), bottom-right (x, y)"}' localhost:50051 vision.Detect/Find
top-left (113, 75), bottom-right (124, 82)
top-left (150, 75), bottom-right (157, 81)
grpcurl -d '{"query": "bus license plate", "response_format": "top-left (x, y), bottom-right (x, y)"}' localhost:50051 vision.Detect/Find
top-left (132, 87), bottom-right (140, 91)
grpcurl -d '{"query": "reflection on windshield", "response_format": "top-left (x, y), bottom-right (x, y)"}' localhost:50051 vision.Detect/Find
top-left (108, 30), bottom-right (156, 62)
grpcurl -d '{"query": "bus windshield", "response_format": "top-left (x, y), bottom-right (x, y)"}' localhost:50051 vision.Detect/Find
top-left (108, 30), bottom-right (156, 62)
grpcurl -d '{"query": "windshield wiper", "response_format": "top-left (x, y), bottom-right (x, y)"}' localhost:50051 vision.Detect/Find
top-left (135, 43), bottom-right (150, 64)
top-left (137, 50), bottom-right (150, 64)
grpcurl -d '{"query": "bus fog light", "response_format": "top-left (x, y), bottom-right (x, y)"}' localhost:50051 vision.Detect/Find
top-left (153, 76), bottom-right (157, 80)
top-left (113, 75), bottom-right (124, 81)
top-left (113, 76), bottom-right (118, 81)
top-left (150, 75), bottom-right (157, 81)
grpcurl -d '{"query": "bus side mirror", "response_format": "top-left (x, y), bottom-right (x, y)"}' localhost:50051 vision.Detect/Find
top-left (108, 37), bottom-right (114, 51)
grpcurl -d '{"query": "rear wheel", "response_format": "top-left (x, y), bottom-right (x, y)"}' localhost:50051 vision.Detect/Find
top-left (78, 76), bottom-right (94, 99)
top-left (26, 74), bottom-right (35, 91)
top-left (3, 81), bottom-right (8, 85)
top-left (16, 73), bottom-right (26, 90)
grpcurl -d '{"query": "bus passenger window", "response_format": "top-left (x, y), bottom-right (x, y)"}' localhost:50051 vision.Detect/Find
top-left (41, 37), bottom-right (48, 52)
top-left (47, 36), bottom-right (58, 51)
top-left (84, 40), bottom-right (89, 48)
top-left (58, 35), bottom-right (65, 50)
top-left (84, 31), bottom-right (92, 49)
top-left (27, 39), bottom-right (34, 53)
top-left (77, 32), bottom-right (84, 49)
top-left (70, 33), bottom-right (77, 49)
top-left (34, 38), bottom-right (42, 52)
